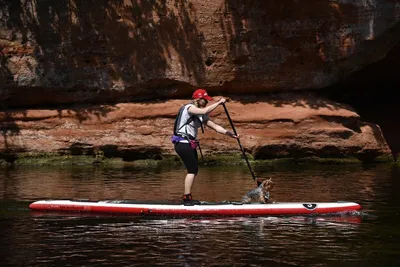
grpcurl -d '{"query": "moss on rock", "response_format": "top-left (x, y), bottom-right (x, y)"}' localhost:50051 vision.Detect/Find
top-left (0, 151), bottom-right (394, 168)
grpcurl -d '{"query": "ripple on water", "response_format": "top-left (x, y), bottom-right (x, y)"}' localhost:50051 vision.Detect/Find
top-left (1, 164), bottom-right (399, 266)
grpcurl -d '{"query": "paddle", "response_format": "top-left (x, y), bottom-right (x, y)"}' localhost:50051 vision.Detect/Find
top-left (222, 103), bottom-right (261, 186)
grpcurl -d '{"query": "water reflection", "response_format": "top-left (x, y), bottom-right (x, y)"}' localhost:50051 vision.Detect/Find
top-left (0, 164), bottom-right (394, 204)
top-left (0, 163), bottom-right (399, 266)
top-left (2, 213), bottom-right (365, 267)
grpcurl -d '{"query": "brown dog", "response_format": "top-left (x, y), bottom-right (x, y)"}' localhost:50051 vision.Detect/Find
top-left (241, 178), bottom-right (274, 204)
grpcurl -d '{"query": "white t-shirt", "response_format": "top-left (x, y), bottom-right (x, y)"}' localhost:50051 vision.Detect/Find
top-left (176, 104), bottom-right (209, 143)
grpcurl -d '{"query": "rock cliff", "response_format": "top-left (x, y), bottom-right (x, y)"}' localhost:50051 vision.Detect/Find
top-left (1, 0), bottom-right (399, 162)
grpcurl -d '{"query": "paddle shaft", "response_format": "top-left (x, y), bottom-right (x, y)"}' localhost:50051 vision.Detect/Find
top-left (222, 103), bottom-right (259, 184)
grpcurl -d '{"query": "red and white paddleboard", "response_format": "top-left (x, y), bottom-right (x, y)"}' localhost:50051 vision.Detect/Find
top-left (29, 200), bottom-right (361, 216)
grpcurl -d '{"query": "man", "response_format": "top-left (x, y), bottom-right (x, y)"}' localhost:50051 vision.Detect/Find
top-left (171, 88), bottom-right (239, 205)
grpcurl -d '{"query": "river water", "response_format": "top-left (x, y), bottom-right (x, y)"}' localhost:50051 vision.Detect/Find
top-left (1, 163), bottom-right (399, 266)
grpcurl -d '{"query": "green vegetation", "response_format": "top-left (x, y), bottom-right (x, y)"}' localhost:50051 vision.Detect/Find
top-left (0, 152), bottom-right (395, 168)
top-left (373, 154), bottom-right (397, 163)
top-left (0, 153), bottom-right (124, 166)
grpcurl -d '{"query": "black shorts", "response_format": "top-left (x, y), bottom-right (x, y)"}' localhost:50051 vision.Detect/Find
top-left (174, 142), bottom-right (198, 175)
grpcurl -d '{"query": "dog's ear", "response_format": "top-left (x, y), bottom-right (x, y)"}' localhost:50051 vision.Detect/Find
top-left (263, 178), bottom-right (274, 189)
top-left (261, 179), bottom-right (269, 187)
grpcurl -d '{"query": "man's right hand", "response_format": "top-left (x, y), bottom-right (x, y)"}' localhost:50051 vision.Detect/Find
top-left (218, 98), bottom-right (226, 104)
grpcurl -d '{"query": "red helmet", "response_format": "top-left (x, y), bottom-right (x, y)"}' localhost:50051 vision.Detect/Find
top-left (192, 89), bottom-right (213, 101)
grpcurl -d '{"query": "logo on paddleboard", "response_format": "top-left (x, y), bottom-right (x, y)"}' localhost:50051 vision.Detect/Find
top-left (303, 203), bottom-right (317, 210)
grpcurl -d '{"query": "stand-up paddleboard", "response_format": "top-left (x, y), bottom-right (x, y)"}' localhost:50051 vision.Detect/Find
top-left (29, 200), bottom-right (361, 216)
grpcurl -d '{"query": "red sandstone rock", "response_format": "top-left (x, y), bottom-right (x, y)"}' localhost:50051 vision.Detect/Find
top-left (0, 95), bottom-right (392, 162)
top-left (0, 1), bottom-right (397, 161)
top-left (0, 1), bottom-right (399, 106)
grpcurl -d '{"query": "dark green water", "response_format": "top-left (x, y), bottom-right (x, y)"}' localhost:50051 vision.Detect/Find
top-left (1, 163), bottom-right (399, 266)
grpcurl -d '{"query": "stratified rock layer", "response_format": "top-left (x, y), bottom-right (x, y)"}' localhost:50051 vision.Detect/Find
top-left (0, 1), bottom-right (398, 161)
top-left (0, 94), bottom-right (392, 162)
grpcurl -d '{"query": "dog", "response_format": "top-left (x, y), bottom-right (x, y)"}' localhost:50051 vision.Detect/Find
top-left (241, 178), bottom-right (274, 204)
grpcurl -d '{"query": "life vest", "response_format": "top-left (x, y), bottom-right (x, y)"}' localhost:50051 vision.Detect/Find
top-left (173, 103), bottom-right (204, 138)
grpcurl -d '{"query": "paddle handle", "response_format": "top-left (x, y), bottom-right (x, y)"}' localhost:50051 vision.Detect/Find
top-left (222, 103), bottom-right (259, 185)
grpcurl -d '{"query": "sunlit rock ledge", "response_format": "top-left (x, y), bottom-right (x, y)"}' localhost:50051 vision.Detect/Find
top-left (0, 94), bottom-right (392, 164)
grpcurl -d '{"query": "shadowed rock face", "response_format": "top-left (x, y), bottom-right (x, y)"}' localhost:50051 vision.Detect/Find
top-left (0, 1), bottom-right (398, 161)
top-left (325, 40), bottom-right (400, 160)
top-left (0, 0), bottom-right (399, 106)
